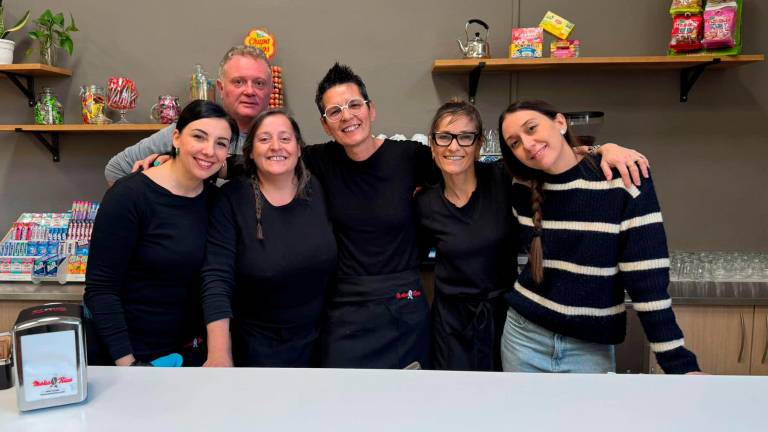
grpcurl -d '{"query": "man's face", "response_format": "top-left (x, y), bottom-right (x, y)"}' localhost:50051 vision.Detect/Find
top-left (217, 55), bottom-right (272, 128)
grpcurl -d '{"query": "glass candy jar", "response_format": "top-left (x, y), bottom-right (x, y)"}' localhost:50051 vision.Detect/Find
top-left (33, 87), bottom-right (64, 125)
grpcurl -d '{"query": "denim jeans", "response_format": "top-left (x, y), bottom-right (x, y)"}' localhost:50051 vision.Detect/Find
top-left (501, 307), bottom-right (615, 373)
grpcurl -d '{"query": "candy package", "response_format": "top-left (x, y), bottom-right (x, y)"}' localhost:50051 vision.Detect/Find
top-left (669, 0), bottom-right (703, 15)
top-left (539, 11), bottom-right (575, 40)
top-left (669, 14), bottom-right (703, 52)
top-left (510, 27), bottom-right (543, 58)
top-left (550, 40), bottom-right (580, 58)
top-left (702, 3), bottom-right (738, 49)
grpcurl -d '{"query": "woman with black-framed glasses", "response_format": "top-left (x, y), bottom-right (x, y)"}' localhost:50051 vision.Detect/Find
top-left (415, 99), bottom-right (518, 371)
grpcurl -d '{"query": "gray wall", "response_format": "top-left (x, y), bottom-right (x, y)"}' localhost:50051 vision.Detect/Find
top-left (1, 0), bottom-right (766, 250)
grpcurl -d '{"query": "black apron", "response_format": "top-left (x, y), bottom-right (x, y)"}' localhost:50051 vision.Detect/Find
top-left (431, 289), bottom-right (507, 371)
top-left (320, 269), bottom-right (430, 369)
top-left (231, 299), bottom-right (322, 368)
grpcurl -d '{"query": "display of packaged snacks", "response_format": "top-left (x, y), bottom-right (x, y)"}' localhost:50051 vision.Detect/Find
top-left (0, 201), bottom-right (99, 282)
top-left (539, 11), bottom-right (575, 40)
top-left (670, 0), bottom-right (703, 15)
top-left (702, 2), bottom-right (738, 49)
top-left (550, 40), bottom-right (580, 58)
top-left (669, 14), bottom-right (704, 52)
top-left (510, 27), bottom-right (543, 58)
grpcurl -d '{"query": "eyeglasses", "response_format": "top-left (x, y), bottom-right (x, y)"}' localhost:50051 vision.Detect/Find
top-left (323, 98), bottom-right (369, 122)
top-left (431, 132), bottom-right (479, 147)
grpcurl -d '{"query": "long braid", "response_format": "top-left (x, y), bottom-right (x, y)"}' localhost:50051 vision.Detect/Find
top-left (251, 175), bottom-right (265, 240)
top-left (529, 179), bottom-right (545, 284)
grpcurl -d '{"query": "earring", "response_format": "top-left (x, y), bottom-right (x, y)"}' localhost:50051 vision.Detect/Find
top-left (173, 146), bottom-right (179, 156)
top-left (560, 129), bottom-right (566, 135)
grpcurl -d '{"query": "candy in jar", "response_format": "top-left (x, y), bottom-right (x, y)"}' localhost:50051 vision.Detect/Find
top-left (33, 87), bottom-right (63, 125)
top-left (80, 85), bottom-right (110, 124)
top-left (150, 95), bottom-right (181, 124)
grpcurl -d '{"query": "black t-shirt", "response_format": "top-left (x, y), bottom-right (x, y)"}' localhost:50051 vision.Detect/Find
top-left (416, 162), bottom-right (518, 298)
top-left (84, 172), bottom-right (214, 361)
top-left (200, 176), bottom-right (338, 328)
top-left (303, 139), bottom-right (435, 277)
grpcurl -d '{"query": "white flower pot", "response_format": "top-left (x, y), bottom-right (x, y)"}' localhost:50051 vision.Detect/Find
top-left (0, 39), bottom-right (15, 65)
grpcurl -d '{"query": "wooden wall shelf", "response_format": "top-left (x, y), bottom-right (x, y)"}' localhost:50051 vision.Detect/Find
top-left (432, 54), bottom-right (765, 103)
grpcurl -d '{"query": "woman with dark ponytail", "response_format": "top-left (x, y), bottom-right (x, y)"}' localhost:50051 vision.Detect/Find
top-left (200, 109), bottom-right (337, 367)
top-left (499, 100), bottom-right (700, 374)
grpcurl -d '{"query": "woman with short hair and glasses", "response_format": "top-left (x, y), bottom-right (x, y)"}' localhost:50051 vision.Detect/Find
top-left (415, 100), bottom-right (517, 371)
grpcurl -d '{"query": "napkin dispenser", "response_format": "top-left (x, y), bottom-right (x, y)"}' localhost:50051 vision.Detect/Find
top-left (11, 303), bottom-right (88, 411)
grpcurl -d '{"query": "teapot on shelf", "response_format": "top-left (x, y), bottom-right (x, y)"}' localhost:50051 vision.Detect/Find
top-left (457, 19), bottom-right (491, 58)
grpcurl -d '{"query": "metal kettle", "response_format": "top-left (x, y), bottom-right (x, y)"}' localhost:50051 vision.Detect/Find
top-left (457, 19), bottom-right (490, 58)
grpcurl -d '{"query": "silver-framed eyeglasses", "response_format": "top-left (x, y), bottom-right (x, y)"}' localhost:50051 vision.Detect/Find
top-left (323, 98), bottom-right (369, 122)
top-left (431, 132), bottom-right (479, 147)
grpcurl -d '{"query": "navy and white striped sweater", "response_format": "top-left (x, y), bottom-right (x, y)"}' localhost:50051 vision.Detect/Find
top-left (507, 156), bottom-right (699, 374)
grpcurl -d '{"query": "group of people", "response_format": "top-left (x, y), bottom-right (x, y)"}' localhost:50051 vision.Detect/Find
top-left (84, 45), bottom-right (700, 374)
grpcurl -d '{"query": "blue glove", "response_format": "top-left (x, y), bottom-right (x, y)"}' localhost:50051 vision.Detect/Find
top-left (150, 353), bottom-right (183, 367)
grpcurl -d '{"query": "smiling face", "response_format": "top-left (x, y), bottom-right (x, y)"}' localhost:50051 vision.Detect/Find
top-left (217, 55), bottom-right (272, 130)
top-left (320, 83), bottom-right (376, 150)
top-left (250, 114), bottom-right (301, 180)
top-left (431, 114), bottom-right (481, 177)
top-left (501, 110), bottom-right (576, 174)
top-left (172, 118), bottom-right (231, 180)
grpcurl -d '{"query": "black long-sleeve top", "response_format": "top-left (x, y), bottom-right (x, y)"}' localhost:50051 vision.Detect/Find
top-left (200, 176), bottom-right (337, 329)
top-left (416, 162), bottom-right (518, 298)
top-left (303, 139), bottom-right (435, 277)
top-left (84, 172), bottom-right (213, 362)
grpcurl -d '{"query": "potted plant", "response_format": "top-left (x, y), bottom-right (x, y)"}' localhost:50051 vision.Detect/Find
top-left (0, 1), bottom-right (31, 64)
top-left (26, 9), bottom-right (78, 66)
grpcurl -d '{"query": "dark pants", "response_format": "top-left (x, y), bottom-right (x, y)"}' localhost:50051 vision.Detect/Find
top-left (431, 290), bottom-right (507, 371)
top-left (231, 320), bottom-right (319, 367)
top-left (320, 269), bottom-right (431, 369)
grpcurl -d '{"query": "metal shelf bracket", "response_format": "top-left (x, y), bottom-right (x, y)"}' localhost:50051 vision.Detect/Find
top-left (1, 71), bottom-right (36, 107)
top-left (27, 130), bottom-right (61, 162)
top-left (468, 61), bottom-right (486, 104)
top-left (680, 58), bottom-right (721, 102)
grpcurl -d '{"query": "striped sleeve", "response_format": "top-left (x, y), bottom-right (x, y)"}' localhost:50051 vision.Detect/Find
top-left (618, 173), bottom-right (700, 374)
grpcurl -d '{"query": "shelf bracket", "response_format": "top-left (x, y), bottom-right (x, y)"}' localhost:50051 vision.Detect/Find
top-left (1, 72), bottom-right (36, 107)
top-left (27, 131), bottom-right (61, 162)
top-left (468, 62), bottom-right (486, 104)
top-left (680, 58), bottom-right (720, 102)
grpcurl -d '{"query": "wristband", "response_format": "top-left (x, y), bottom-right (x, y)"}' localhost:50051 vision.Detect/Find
top-left (588, 144), bottom-right (602, 155)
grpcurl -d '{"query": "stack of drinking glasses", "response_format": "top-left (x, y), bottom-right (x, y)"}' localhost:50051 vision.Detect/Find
top-left (669, 251), bottom-right (768, 282)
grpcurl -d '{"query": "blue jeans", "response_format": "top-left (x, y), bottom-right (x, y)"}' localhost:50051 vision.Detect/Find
top-left (501, 307), bottom-right (615, 373)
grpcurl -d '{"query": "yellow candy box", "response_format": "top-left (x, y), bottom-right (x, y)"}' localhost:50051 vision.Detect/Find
top-left (539, 11), bottom-right (575, 40)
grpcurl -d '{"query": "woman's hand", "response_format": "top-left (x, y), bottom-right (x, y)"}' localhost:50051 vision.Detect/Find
top-left (576, 143), bottom-right (650, 188)
top-left (115, 354), bottom-right (136, 366)
top-left (203, 318), bottom-right (233, 368)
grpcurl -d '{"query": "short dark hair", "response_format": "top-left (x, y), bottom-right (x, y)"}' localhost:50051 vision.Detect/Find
top-left (173, 100), bottom-right (239, 157)
top-left (314, 62), bottom-right (370, 116)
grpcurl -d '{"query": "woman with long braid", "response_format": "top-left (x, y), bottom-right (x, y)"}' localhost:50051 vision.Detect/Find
top-left (200, 110), bottom-right (337, 367)
top-left (498, 100), bottom-right (700, 374)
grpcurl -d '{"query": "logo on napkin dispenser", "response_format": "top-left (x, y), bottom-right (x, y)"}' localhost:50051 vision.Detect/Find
top-left (11, 302), bottom-right (88, 411)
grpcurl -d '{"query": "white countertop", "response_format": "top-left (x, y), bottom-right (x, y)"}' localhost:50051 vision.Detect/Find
top-left (0, 367), bottom-right (765, 431)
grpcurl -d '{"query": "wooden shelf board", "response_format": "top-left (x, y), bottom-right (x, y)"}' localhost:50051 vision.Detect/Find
top-left (0, 63), bottom-right (73, 77)
top-left (0, 124), bottom-right (167, 133)
top-left (432, 55), bottom-right (765, 73)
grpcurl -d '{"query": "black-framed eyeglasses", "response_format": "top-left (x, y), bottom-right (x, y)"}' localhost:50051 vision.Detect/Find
top-left (323, 98), bottom-right (369, 122)
top-left (431, 132), bottom-right (479, 147)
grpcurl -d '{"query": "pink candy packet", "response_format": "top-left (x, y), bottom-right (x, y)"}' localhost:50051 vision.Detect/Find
top-left (702, 4), bottom-right (737, 49)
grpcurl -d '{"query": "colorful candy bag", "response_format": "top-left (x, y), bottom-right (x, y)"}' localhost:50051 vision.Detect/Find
top-left (669, 0), bottom-right (703, 15)
top-left (702, 3), bottom-right (738, 49)
top-left (669, 14), bottom-right (703, 52)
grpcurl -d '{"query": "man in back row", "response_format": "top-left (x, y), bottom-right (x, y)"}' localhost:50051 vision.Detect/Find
top-left (103, 45), bottom-right (273, 185)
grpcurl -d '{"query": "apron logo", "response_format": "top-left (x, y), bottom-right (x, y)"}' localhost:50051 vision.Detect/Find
top-left (395, 289), bottom-right (422, 300)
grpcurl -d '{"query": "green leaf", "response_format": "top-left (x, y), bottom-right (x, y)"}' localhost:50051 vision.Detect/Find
top-left (53, 12), bottom-right (65, 27)
top-left (67, 13), bottom-right (78, 32)
top-left (25, 47), bottom-right (33, 57)
top-left (60, 36), bottom-right (73, 55)
top-left (40, 9), bottom-right (54, 25)
top-left (27, 30), bottom-right (41, 40)
top-left (6, 10), bottom-right (31, 33)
